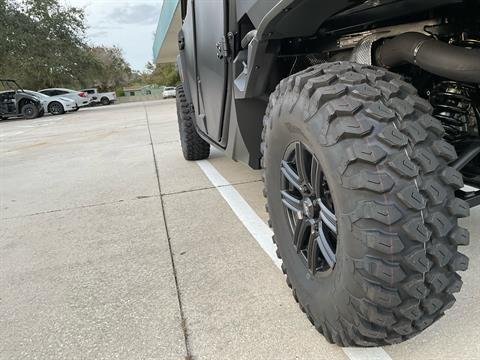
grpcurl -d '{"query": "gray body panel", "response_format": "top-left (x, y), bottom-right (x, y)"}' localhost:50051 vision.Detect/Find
top-left (194, 2), bottom-right (227, 143)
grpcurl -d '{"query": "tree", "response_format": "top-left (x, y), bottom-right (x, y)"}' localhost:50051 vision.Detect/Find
top-left (152, 63), bottom-right (180, 86)
top-left (0, 0), bottom-right (134, 91)
top-left (144, 61), bottom-right (155, 74)
top-left (89, 46), bottom-right (135, 91)
top-left (0, 0), bottom-right (96, 89)
top-left (137, 62), bottom-right (180, 87)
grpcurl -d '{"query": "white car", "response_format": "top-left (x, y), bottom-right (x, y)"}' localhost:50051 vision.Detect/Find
top-left (38, 88), bottom-right (90, 108)
top-left (80, 88), bottom-right (117, 105)
top-left (25, 90), bottom-right (77, 115)
top-left (163, 87), bottom-right (176, 99)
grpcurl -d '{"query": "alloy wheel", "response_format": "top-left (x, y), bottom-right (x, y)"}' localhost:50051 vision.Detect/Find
top-left (280, 142), bottom-right (338, 274)
top-left (51, 103), bottom-right (63, 114)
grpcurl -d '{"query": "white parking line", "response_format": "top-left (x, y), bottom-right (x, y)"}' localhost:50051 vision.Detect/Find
top-left (197, 160), bottom-right (282, 268)
top-left (196, 159), bottom-right (393, 360)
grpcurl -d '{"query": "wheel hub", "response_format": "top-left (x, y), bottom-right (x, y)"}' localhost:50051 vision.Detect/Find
top-left (280, 141), bottom-right (338, 274)
top-left (302, 198), bottom-right (315, 219)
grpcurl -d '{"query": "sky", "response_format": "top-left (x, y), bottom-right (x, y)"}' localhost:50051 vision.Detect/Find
top-left (63, 0), bottom-right (165, 71)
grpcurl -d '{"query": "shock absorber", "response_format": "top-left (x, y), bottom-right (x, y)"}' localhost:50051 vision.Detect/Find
top-left (429, 80), bottom-right (480, 144)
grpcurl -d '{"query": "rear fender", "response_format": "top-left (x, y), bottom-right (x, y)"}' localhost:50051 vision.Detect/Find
top-left (256, 0), bottom-right (351, 40)
top-left (237, 0), bottom-right (351, 98)
top-left (230, 0), bottom-right (352, 169)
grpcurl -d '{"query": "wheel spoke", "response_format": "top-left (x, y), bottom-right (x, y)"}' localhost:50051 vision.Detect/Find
top-left (293, 219), bottom-right (309, 251)
top-left (319, 200), bottom-right (337, 234)
top-left (295, 142), bottom-right (308, 184)
top-left (281, 190), bottom-right (302, 219)
top-left (307, 232), bottom-right (319, 273)
top-left (316, 230), bottom-right (336, 268)
top-left (281, 160), bottom-right (302, 191)
top-left (310, 157), bottom-right (320, 197)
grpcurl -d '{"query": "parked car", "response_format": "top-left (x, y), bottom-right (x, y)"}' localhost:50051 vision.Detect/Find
top-left (175, 0), bottom-right (479, 347)
top-left (162, 87), bottom-right (176, 99)
top-left (80, 88), bottom-right (116, 105)
top-left (24, 90), bottom-right (77, 115)
top-left (0, 79), bottom-right (44, 120)
top-left (38, 88), bottom-right (89, 109)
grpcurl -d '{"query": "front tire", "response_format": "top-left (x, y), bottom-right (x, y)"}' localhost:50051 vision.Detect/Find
top-left (176, 84), bottom-right (210, 160)
top-left (262, 62), bottom-right (470, 346)
top-left (21, 103), bottom-right (39, 119)
top-left (48, 101), bottom-right (64, 115)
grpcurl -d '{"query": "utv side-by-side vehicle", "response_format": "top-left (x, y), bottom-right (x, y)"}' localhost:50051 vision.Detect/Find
top-left (0, 79), bottom-right (44, 120)
top-left (174, 0), bottom-right (479, 347)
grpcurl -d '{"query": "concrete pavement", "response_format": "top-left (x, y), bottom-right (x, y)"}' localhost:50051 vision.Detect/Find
top-left (1, 100), bottom-right (479, 359)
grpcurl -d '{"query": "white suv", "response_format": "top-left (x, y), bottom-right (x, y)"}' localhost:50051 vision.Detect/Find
top-left (162, 87), bottom-right (176, 99)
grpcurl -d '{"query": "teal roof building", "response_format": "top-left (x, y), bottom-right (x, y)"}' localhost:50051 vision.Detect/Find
top-left (152, 0), bottom-right (182, 64)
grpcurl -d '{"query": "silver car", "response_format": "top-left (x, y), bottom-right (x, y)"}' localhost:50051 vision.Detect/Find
top-left (38, 88), bottom-right (90, 108)
top-left (25, 90), bottom-right (77, 115)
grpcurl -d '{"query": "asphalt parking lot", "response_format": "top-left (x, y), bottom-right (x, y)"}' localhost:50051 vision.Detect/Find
top-left (1, 100), bottom-right (479, 360)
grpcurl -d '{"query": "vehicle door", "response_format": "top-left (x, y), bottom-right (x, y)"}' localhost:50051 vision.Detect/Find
top-left (191, 0), bottom-right (228, 145)
top-left (0, 91), bottom-right (15, 114)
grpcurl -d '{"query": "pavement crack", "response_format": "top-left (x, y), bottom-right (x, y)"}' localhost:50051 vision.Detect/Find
top-left (162, 185), bottom-right (217, 196)
top-left (144, 104), bottom-right (192, 359)
top-left (1, 196), bottom-right (160, 220)
top-left (2, 199), bottom-right (125, 220)
top-left (222, 179), bottom-right (263, 187)
top-left (154, 139), bottom-right (180, 145)
top-left (162, 179), bottom-right (263, 197)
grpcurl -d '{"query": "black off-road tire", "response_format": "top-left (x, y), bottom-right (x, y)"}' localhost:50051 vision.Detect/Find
top-left (21, 103), bottom-right (39, 119)
top-left (176, 84), bottom-right (210, 160)
top-left (101, 97), bottom-right (110, 105)
top-left (261, 61), bottom-right (470, 347)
